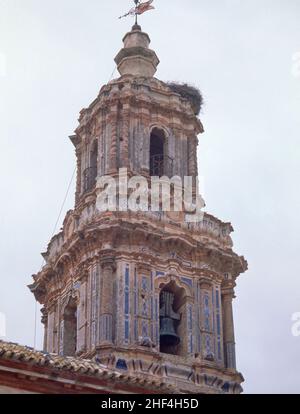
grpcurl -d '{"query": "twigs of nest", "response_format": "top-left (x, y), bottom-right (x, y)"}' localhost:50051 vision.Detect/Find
top-left (166, 82), bottom-right (203, 115)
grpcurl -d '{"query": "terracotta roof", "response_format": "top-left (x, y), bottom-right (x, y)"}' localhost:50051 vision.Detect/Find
top-left (0, 341), bottom-right (174, 392)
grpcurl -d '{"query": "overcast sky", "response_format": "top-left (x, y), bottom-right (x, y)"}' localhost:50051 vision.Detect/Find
top-left (0, 0), bottom-right (300, 394)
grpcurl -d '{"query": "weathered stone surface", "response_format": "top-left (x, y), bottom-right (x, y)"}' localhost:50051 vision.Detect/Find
top-left (115, 25), bottom-right (159, 77)
top-left (26, 25), bottom-right (247, 395)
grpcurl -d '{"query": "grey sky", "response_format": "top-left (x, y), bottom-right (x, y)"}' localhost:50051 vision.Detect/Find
top-left (0, 0), bottom-right (299, 394)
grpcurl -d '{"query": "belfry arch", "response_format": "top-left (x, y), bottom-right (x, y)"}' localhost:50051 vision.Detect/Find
top-left (149, 127), bottom-right (173, 177)
top-left (159, 280), bottom-right (186, 356)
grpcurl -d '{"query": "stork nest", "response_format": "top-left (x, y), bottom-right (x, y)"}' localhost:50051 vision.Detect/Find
top-left (166, 82), bottom-right (203, 115)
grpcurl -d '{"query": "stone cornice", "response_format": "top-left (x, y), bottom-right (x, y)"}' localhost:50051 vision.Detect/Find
top-left (30, 213), bottom-right (247, 304)
top-left (38, 208), bottom-right (244, 271)
top-left (75, 77), bottom-right (203, 137)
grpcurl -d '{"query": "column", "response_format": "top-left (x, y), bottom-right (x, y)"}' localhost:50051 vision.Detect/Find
top-left (108, 105), bottom-right (119, 174)
top-left (120, 103), bottom-right (130, 169)
top-left (77, 275), bottom-right (88, 353)
top-left (75, 144), bottom-right (82, 204)
top-left (188, 135), bottom-right (198, 178)
top-left (99, 258), bottom-right (115, 345)
top-left (222, 288), bottom-right (236, 370)
top-left (188, 135), bottom-right (199, 199)
top-left (46, 310), bottom-right (55, 353)
top-left (41, 308), bottom-right (48, 352)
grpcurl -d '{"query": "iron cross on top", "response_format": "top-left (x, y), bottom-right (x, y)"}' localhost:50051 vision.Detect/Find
top-left (119, 1), bottom-right (155, 23)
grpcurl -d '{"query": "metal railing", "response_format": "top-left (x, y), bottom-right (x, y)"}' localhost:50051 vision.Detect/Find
top-left (150, 154), bottom-right (174, 177)
top-left (83, 166), bottom-right (97, 193)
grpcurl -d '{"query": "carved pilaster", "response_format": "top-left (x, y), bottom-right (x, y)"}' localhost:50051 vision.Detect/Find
top-left (41, 308), bottom-right (48, 352)
top-left (188, 135), bottom-right (198, 178)
top-left (222, 288), bottom-right (236, 370)
top-left (121, 103), bottom-right (130, 169)
top-left (108, 106), bottom-right (119, 174)
top-left (99, 258), bottom-right (116, 345)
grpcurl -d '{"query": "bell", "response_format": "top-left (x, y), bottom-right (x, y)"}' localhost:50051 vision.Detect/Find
top-left (160, 317), bottom-right (180, 346)
top-left (159, 290), bottom-right (181, 348)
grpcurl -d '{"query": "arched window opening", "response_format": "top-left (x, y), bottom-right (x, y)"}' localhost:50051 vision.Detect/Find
top-left (63, 298), bottom-right (77, 357)
top-left (150, 128), bottom-right (173, 177)
top-left (83, 140), bottom-right (98, 193)
top-left (159, 281), bottom-right (185, 355)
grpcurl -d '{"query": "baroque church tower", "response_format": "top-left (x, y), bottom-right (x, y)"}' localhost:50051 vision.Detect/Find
top-left (30, 24), bottom-right (247, 394)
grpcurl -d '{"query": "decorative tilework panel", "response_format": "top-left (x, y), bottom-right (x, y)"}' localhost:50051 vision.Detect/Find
top-left (181, 277), bottom-right (193, 288)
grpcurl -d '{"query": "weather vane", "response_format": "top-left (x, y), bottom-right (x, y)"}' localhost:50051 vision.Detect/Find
top-left (119, 0), bottom-right (155, 24)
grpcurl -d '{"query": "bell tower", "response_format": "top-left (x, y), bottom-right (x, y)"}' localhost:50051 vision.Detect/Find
top-left (30, 24), bottom-right (247, 394)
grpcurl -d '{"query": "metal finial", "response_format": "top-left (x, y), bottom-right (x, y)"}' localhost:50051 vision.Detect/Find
top-left (119, 0), bottom-right (154, 21)
top-left (134, 0), bottom-right (140, 25)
